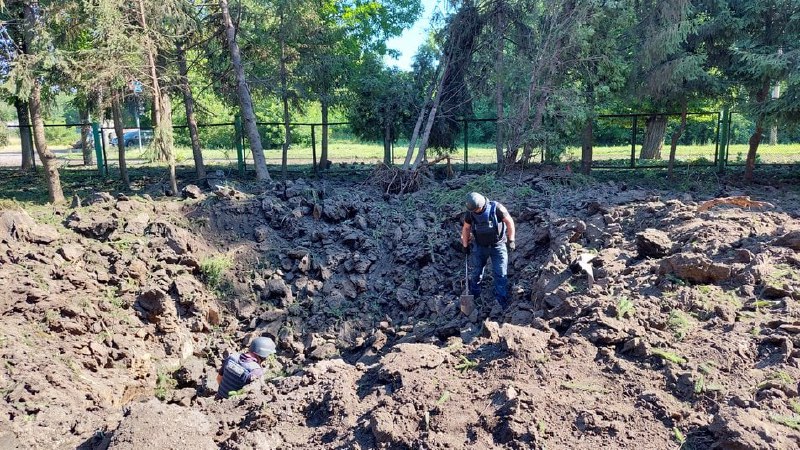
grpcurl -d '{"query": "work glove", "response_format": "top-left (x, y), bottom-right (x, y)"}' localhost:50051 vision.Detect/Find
top-left (462, 245), bottom-right (470, 255)
top-left (507, 240), bottom-right (516, 252)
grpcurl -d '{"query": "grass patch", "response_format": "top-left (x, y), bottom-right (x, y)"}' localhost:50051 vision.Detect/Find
top-left (200, 255), bottom-right (233, 289)
top-left (651, 348), bottom-right (687, 365)
top-left (154, 370), bottom-right (177, 401)
top-left (758, 370), bottom-right (794, 389)
top-left (668, 310), bottom-right (693, 341)
top-left (617, 296), bottom-right (635, 319)
top-left (673, 427), bottom-right (687, 446)
top-left (771, 415), bottom-right (800, 431)
top-left (455, 356), bottom-right (479, 373)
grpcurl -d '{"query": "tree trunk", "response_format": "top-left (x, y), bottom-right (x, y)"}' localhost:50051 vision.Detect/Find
top-left (639, 115), bottom-right (667, 159)
top-left (668, 102), bottom-right (688, 178)
top-left (79, 107), bottom-right (93, 166)
top-left (319, 98), bottom-right (329, 171)
top-left (137, 0), bottom-right (166, 163)
top-left (744, 120), bottom-right (763, 182)
top-left (413, 62), bottom-right (450, 169)
top-left (403, 107), bottom-right (426, 168)
top-left (279, 10), bottom-right (289, 180)
top-left (15, 98), bottom-right (35, 171)
top-left (383, 120), bottom-right (392, 165)
top-left (770, 83), bottom-right (780, 145)
top-left (22, 3), bottom-right (64, 204)
top-left (581, 118), bottom-right (593, 175)
top-left (177, 43), bottom-right (205, 180)
top-left (111, 93), bottom-right (130, 189)
top-left (219, 0), bottom-right (270, 181)
top-left (29, 84), bottom-right (65, 203)
top-left (494, 4), bottom-right (506, 170)
top-left (281, 95), bottom-right (290, 179)
top-left (403, 63), bottom-right (442, 168)
top-left (160, 92), bottom-right (178, 195)
top-left (745, 82), bottom-right (770, 182)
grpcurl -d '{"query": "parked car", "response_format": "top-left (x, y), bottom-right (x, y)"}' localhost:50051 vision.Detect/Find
top-left (110, 130), bottom-right (153, 148)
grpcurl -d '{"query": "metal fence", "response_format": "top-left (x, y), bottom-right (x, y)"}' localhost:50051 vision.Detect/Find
top-left (3, 110), bottom-right (799, 175)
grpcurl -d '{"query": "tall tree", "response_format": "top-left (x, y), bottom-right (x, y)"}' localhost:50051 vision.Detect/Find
top-left (219, 0), bottom-right (271, 181)
top-left (176, 41), bottom-right (205, 180)
top-left (13, 1), bottom-right (65, 203)
top-left (705, 1), bottom-right (800, 181)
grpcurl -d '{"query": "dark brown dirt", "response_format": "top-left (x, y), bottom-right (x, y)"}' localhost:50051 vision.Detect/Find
top-left (2, 170), bottom-right (800, 449)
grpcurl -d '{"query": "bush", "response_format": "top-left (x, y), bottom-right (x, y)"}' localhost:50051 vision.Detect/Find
top-left (0, 123), bottom-right (9, 147)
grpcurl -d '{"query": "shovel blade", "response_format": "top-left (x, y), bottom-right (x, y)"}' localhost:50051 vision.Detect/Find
top-left (460, 294), bottom-right (475, 316)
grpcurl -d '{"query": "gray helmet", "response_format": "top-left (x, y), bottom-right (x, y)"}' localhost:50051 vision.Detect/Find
top-left (465, 192), bottom-right (486, 212)
top-left (249, 337), bottom-right (276, 358)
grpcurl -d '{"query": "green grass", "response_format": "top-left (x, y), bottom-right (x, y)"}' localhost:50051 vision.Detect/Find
top-left (617, 296), bottom-right (635, 319)
top-left (651, 348), bottom-right (687, 365)
top-left (199, 255), bottom-right (233, 289)
top-left (669, 310), bottom-right (693, 341)
top-left (771, 415), bottom-right (800, 431)
top-left (154, 370), bottom-right (177, 401)
top-left (455, 355), bottom-right (479, 373)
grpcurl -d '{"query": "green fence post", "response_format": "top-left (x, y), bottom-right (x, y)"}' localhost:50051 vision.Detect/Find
top-left (91, 122), bottom-right (105, 177)
top-left (464, 119), bottom-right (469, 172)
top-left (311, 124), bottom-right (318, 176)
top-left (718, 106), bottom-right (730, 174)
top-left (630, 116), bottom-right (638, 169)
top-left (234, 115), bottom-right (244, 176)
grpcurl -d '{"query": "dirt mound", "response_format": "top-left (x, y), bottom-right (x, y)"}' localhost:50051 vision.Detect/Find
top-left (3, 173), bottom-right (800, 449)
top-left (108, 400), bottom-right (216, 450)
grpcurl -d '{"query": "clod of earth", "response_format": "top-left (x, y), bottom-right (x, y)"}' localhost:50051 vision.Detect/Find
top-left (2, 175), bottom-right (800, 449)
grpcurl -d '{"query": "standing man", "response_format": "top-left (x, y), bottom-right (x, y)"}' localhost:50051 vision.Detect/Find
top-left (461, 192), bottom-right (516, 309)
top-left (216, 337), bottom-right (276, 399)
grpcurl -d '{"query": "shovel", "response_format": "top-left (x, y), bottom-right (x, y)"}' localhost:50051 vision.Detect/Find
top-left (460, 256), bottom-right (475, 316)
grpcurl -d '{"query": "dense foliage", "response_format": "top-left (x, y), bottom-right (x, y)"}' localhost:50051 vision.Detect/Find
top-left (0, 0), bottom-right (798, 199)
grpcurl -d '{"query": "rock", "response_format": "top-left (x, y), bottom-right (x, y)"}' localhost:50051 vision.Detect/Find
top-left (135, 288), bottom-right (179, 333)
top-left (172, 275), bottom-right (204, 304)
top-left (254, 226), bottom-right (270, 243)
top-left (181, 184), bottom-right (205, 200)
top-left (145, 221), bottom-right (197, 255)
top-left (636, 229), bottom-right (673, 258)
top-left (775, 230), bottom-right (800, 251)
top-left (0, 210), bottom-right (60, 244)
top-left (85, 192), bottom-right (115, 205)
top-left (709, 405), bottom-right (799, 449)
top-left (658, 253), bottom-right (732, 284)
top-left (170, 388), bottom-right (196, 407)
top-left (265, 278), bottom-right (293, 305)
top-left (58, 243), bottom-right (85, 262)
top-left (483, 321), bottom-right (550, 361)
top-left (308, 342), bottom-right (339, 360)
top-left (379, 343), bottom-right (445, 375)
top-left (66, 211), bottom-right (118, 240)
top-left (125, 213), bottom-right (151, 235)
top-left (108, 400), bottom-right (216, 450)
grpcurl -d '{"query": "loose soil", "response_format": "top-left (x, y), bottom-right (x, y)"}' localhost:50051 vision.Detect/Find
top-left (2, 168), bottom-right (800, 449)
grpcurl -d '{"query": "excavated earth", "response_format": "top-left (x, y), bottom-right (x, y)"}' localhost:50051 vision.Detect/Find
top-left (2, 169), bottom-right (800, 449)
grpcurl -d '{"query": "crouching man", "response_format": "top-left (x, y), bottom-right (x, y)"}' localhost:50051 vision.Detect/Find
top-left (216, 337), bottom-right (276, 399)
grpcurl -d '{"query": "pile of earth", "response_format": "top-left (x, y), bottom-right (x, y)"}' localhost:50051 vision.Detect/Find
top-left (3, 170), bottom-right (800, 449)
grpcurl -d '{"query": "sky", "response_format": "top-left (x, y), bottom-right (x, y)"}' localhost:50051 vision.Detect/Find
top-left (383, 0), bottom-right (446, 71)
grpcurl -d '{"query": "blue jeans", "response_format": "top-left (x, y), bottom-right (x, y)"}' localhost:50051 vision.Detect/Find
top-left (469, 242), bottom-right (508, 307)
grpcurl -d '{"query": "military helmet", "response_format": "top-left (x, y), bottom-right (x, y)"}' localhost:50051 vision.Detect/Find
top-left (465, 192), bottom-right (486, 212)
top-left (249, 336), bottom-right (276, 358)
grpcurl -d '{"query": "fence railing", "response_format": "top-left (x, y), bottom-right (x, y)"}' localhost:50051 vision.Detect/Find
top-left (5, 109), bottom-right (800, 176)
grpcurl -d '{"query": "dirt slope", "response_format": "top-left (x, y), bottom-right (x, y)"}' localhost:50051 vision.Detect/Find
top-left (2, 172), bottom-right (800, 449)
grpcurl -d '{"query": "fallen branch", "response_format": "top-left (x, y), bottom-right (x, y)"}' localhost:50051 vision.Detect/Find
top-left (697, 196), bottom-right (775, 212)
